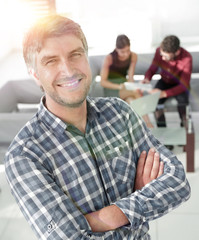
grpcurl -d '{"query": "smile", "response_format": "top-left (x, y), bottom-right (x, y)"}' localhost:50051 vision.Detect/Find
top-left (58, 78), bottom-right (82, 89)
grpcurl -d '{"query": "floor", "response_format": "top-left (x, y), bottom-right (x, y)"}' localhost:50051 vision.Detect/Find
top-left (0, 51), bottom-right (199, 239)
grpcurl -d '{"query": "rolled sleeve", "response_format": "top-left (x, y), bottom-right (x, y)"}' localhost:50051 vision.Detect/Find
top-left (5, 153), bottom-right (91, 240)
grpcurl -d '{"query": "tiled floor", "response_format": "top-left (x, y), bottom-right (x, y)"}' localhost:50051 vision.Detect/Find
top-left (0, 112), bottom-right (198, 240)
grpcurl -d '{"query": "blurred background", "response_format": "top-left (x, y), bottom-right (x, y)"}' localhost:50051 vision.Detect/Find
top-left (1, 0), bottom-right (199, 86)
top-left (0, 0), bottom-right (199, 239)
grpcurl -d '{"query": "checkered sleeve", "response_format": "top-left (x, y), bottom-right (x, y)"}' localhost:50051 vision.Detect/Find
top-left (113, 100), bottom-right (191, 229)
top-left (5, 153), bottom-right (92, 240)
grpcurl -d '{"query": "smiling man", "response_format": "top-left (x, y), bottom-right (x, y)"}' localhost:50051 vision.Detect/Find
top-left (4, 15), bottom-right (190, 240)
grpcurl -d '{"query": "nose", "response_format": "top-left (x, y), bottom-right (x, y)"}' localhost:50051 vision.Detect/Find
top-left (59, 60), bottom-right (74, 77)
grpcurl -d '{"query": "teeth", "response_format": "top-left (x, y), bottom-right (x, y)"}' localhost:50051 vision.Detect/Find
top-left (60, 80), bottom-right (79, 87)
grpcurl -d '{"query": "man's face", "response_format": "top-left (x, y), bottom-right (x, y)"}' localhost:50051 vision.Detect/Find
top-left (35, 34), bottom-right (92, 110)
top-left (116, 46), bottom-right (131, 61)
top-left (160, 49), bottom-right (175, 62)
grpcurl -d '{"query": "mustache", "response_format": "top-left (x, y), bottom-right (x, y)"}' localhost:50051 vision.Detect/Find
top-left (57, 73), bottom-right (86, 83)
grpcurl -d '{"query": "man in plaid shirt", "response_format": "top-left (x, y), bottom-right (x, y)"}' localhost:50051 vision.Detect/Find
top-left (5, 15), bottom-right (190, 240)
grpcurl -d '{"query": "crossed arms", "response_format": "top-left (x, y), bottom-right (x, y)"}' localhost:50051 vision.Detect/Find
top-left (85, 148), bottom-right (164, 232)
top-left (5, 98), bottom-right (191, 239)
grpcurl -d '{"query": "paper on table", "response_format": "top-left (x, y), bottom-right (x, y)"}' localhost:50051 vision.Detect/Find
top-left (124, 82), bottom-right (152, 91)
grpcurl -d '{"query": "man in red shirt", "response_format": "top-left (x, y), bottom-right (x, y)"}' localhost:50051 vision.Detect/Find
top-left (143, 35), bottom-right (192, 128)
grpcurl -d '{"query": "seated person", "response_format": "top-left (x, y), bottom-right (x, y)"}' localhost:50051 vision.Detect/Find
top-left (0, 79), bottom-right (42, 112)
top-left (100, 34), bottom-right (153, 127)
top-left (143, 35), bottom-right (192, 128)
top-left (100, 34), bottom-right (139, 101)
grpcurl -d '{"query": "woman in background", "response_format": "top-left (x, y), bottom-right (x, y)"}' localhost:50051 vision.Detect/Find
top-left (100, 34), bottom-right (153, 127)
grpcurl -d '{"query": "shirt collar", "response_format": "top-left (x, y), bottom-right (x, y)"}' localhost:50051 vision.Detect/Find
top-left (86, 97), bottom-right (101, 122)
top-left (37, 96), bottom-right (67, 134)
top-left (37, 96), bottom-right (101, 133)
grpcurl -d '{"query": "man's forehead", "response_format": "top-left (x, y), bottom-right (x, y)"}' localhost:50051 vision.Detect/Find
top-left (43, 34), bottom-right (82, 46)
top-left (36, 35), bottom-right (84, 56)
top-left (160, 49), bottom-right (174, 56)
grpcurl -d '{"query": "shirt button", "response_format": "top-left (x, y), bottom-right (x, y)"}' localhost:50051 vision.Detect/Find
top-left (119, 146), bottom-right (123, 152)
top-left (47, 224), bottom-right (52, 232)
top-left (47, 220), bottom-right (55, 233)
top-left (87, 233), bottom-right (92, 238)
top-left (48, 223), bottom-right (53, 228)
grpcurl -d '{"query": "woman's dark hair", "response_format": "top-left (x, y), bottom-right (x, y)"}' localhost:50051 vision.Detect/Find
top-left (116, 34), bottom-right (130, 49)
top-left (161, 35), bottom-right (180, 53)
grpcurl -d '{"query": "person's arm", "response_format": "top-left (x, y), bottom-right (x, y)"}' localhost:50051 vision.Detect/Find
top-left (127, 52), bottom-right (138, 82)
top-left (165, 56), bottom-right (192, 97)
top-left (84, 148), bottom-right (164, 232)
top-left (142, 48), bottom-right (160, 83)
top-left (100, 55), bottom-right (123, 90)
top-left (85, 100), bottom-right (190, 233)
top-left (112, 100), bottom-right (191, 229)
top-left (85, 204), bottom-right (128, 232)
top-left (133, 148), bottom-right (164, 191)
top-left (149, 88), bottom-right (167, 99)
top-left (5, 154), bottom-right (92, 240)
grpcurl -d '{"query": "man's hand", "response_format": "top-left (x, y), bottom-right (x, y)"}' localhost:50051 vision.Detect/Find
top-left (134, 148), bottom-right (164, 191)
top-left (150, 88), bottom-right (167, 98)
top-left (84, 148), bottom-right (164, 232)
top-left (85, 205), bottom-right (129, 232)
top-left (141, 78), bottom-right (150, 84)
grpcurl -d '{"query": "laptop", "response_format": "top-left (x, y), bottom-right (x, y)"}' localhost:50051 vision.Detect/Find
top-left (129, 92), bottom-right (160, 116)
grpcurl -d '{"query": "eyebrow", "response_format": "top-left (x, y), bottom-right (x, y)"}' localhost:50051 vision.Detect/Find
top-left (40, 55), bottom-right (57, 65)
top-left (40, 47), bottom-right (85, 64)
top-left (69, 47), bottom-right (85, 55)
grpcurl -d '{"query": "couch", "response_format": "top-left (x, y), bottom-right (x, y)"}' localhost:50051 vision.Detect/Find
top-left (88, 52), bottom-right (199, 112)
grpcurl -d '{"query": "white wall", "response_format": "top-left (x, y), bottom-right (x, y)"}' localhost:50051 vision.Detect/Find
top-left (0, 0), bottom-right (199, 60)
top-left (0, 0), bottom-right (37, 61)
top-left (151, 0), bottom-right (199, 46)
top-left (0, 1), bottom-right (17, 59)
top-left (57, 0), bottom-right (199, 54)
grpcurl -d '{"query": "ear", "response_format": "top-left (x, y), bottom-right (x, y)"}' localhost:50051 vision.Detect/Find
top-left (175, 49), bottom-right (181, 57)
top-left (28, 68), bottom-right (40, 86)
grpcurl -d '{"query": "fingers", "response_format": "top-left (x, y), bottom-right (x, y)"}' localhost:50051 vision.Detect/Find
top-left (157, 161), bottom-right (164, 178)
top-left (143, 148), bottom-right (156, 177)
top-left (142, 148), bottom-right (164, 180)
top-left (136, 151), bottom-right (147, 177)
top-left (150, 152), bottom-right (160, 179)
top-left (134, 148), bottom-right (164, 191)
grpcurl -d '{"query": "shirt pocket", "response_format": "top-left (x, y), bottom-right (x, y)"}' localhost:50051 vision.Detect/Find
top-left (106, 144), bottom-right (137, 184)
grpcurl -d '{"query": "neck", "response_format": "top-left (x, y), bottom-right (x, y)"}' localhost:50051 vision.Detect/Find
top-left (45, 98), bottom-right (88, 133)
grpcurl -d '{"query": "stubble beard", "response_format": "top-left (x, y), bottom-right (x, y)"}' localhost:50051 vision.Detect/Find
top-left (49, 80), bottom-right (91, 108)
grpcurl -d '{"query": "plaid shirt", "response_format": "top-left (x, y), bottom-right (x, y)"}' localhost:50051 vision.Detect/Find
top-left (5, 97), bottom-right (190, 240)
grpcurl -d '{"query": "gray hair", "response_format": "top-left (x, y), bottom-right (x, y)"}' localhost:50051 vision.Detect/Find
top-left (23, 14), bottom-right (88, 70)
